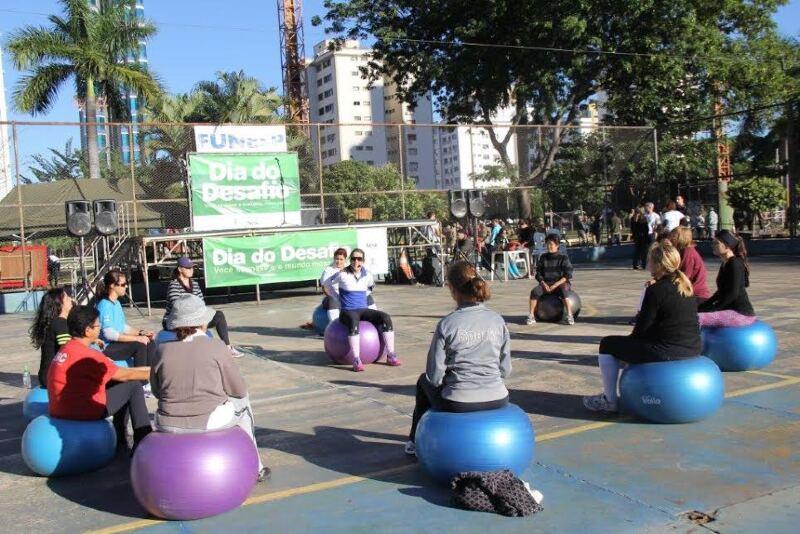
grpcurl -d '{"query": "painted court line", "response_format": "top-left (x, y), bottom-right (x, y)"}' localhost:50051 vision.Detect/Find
top-left (88, 375), bottom-right (800, 534)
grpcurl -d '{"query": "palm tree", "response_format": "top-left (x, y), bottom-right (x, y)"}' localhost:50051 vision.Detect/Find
top-left (193, 71), bottom-right (283, 124)
top-left (6, 0), bottom-right (161, 179)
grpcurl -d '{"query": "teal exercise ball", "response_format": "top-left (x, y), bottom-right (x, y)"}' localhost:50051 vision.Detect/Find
top-left (701, 321), bottom-right (777, 371)
top-left (416, 404), bottom-right (535, 484)
top-left (22, 387), bottom-right (49, 422)
top-left (620, 356), bottom-right (724, 424)
top-left (22, 415), bottom-right (116, 477)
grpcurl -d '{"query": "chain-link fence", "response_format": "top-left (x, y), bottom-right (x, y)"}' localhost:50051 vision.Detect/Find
top-left (1, 118), bottom-right (796, 290)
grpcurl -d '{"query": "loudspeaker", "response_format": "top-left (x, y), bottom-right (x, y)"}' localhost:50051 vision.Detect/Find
top-left (65, 200), bottom-right (93, 237)
top-left (449, 190), bottom-right (468, 218)
top-left (468, 190), bottom-right (486, 218)
top-left (93, 200), bottom-right (118, 235)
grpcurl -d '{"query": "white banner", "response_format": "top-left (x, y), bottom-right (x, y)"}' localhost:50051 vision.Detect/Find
top-left (357, 227), bottom-right (389, 275)
top-left (193, 125), bottom-right (288, 153)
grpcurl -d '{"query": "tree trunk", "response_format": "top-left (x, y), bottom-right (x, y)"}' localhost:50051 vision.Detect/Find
top-left (517, 188), bottom-right (531, 220)
top-left (85, 79), bottom-right (101, 180)
top-left (515, 106), bottom-right (532, 219)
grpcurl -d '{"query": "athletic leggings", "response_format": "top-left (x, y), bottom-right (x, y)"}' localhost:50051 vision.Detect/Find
top-left (339, 308), bottom-right (392, 335)
top-left (105, 381), bottom-right (151, 448)
top-left (409, 374), bottom-right (509, 441)
top-left (162, 310), bottom-right (231, 345)
top-left (103, 340), bottom-right (156, 367)
top-left (698, 310), bottom-right (757, 328)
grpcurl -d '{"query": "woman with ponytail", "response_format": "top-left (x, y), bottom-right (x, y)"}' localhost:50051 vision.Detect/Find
top-left (404, 261), bottom-right (511, 456)
top-left (669, 226), bottom-right (711, 303)
top-left (697, 230), bottom-right (756, 327)
top-left (583, 241), bottom-right (701, 413)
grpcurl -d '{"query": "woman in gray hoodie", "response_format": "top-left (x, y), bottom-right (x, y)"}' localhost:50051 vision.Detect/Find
top-left (405, 261), bottom-right (511, 455)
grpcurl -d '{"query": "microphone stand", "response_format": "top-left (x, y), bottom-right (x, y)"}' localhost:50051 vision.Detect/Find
top-left (275, 157), bottom-right (288, 226)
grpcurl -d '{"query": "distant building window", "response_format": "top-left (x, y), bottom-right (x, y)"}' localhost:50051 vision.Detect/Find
top-left (408, 148), bottom-right (418, 155)
top-left (318, 93), bottom-right (324, 101)
top-left (351, 71), bottom-right (359, 76)
top-left (317, 79), bottom-right (323, 87)
top-left (353, 116), bottom-right (362, 121)
top-left (366, 160), bottom-right (374, 165)
top-left (325, 104), bottom-right (334, 113)
top-left (322, 59), bottom-right (331, 68)
top-left (318, 107), bottom-right (325, 115)
top-left (326, 134), bottom-right (335, 142)
top-left (365, 146), bottom-right (373, 151)
top-left (323, 74), bottom-right (333, 83)
top-left (362, 100), bottom-right (370, 106)
top-left (355, 146), bottom-right (364, 151)
top-left (324, 89), bottom-right (333, 97)
top-left (409, 162), bottom-right (418, 171)
top-left (407, 134), bottom-right (417, 142)
top-left (353, 86), bottom-right (361, 92)
top-left (353, 101), bottom-right (361, 106)
top-left (355, 131), bottom-right (363, 136)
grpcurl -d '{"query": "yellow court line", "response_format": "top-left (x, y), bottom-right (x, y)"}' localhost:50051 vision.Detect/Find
top-left (88, 374), bottom-right (800, 534)
top-left (745, 369), bottom-right (799, 381)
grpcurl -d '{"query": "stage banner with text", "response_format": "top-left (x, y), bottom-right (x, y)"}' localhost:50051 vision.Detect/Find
top-left (202, 227), bottom-right (388, 287)
top-left (188, 152), bottom-right (301, 231)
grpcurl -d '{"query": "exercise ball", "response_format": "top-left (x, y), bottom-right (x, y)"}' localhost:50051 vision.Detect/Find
top-left (22, 387), bottom-right (49, 422)
top-left (535, 290), bottom-right (582, 322)
top-left (701, 321), bottom-right (777, 371)
top-left (416, 404), bottom-right (535, 485)
top-left (131, 427), bottom-right (259, 520)
top-left (620, 356), bottom-right (724, 424)
top-left (155, 329), bottom-right (213, 345)
top-left (312, 305), bottom-right (330, 336)
top-left (21, 415), bottom-right (116, 477)
top-left (323, 319), bottom-right (383, 365)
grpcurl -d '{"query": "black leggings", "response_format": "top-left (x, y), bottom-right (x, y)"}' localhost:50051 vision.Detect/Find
top-left (162, 310), bottom-right (230, 345)
top-left (103, 340), bottom-right (156, 367)
top-left (339, 308), bottom-right (392, 335)
top-left (599, 335), bottom-right (698, 364)
top-left (409, 373), bottom-right (509, 441)
top-left (632, 240), bottom-right (647, 268)
top-left (105, 380), bottom-right (151, 448)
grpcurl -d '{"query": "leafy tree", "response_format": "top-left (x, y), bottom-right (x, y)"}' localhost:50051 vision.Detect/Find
top-left (727, 177), bottom-right (786, 230)
top-left (7, 0), bottom-right (161, 180)
top-left (22, 139), bottom-right (83, 183)
top-left (323, 160), bottom-right (447, 221)
top-left (191, 71), bottom-right (283, 124)
top-left (316, 0), bottom-right (797, 218)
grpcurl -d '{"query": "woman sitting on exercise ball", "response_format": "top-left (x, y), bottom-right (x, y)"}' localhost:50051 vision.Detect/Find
top-left (697, 230), bottom-right (756, 327)
top-left (30, 288), bottom-right (75, 387)
top-left (164, 257), bottom-right (240, 357)
top-left (323, 248), bottom-right (401, 372)
top-left (48, 306), bottom-right (152, 453)
top-left (404, 261), bottom-right (511, 456)
top-left (669, 226), bottom-right (710, 303)
top-left (151, 294), bottom-right (269, 482)
top-left (96, 270), bottom-right (156, 368)
top-left (583, 241), bottom-right (700, 413)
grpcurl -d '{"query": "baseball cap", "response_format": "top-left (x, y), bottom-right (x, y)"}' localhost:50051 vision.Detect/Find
top-left (178, 257), bottom-right (194, 268)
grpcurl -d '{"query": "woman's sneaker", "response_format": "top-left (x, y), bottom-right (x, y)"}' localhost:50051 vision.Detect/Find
top-left (352, 358), bottom-right (365, 372)
top-left (257, 467), bottom-right (271, 483)
top-left (404, 440), bottom-right (416, 456)
top-left (582, 393), bottom-right (618, 413)
top-left (525, 315), bottom-right (537, 325)
top-left (386, 353), bottom-right (402, 366)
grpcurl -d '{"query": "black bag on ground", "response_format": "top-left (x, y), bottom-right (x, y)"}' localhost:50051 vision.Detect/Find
top-left (451, 470), bottom-right (543, 517)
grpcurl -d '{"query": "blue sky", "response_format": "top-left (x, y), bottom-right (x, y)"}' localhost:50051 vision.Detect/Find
top-left (1, 0), bottom-right (799, 172)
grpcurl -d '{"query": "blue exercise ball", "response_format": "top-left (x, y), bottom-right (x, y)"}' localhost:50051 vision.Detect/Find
top-left (620, 356), bottom-right (724, 424)
top-left (415, 404), bottom-right (535, 484)
top-left (155, 329), bottom-right (213, 345)
top-left (22, 387), bottom-right (49, 422)
top-left (701, 321), bottom-right (777, 371)
top-left (312, 305), bottom-right (330, 336)
top-left (21, 415), bottom-right (117, 477)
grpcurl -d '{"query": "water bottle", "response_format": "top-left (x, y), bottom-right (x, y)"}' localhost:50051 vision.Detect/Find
top-left (22, 366), bottom-right (31, 389)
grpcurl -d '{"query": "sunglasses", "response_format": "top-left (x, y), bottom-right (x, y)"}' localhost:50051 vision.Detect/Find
top-left (351, 256), bottom-right (365, 262)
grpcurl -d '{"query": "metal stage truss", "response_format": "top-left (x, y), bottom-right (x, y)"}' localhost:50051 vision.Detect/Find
top-left (137, 219), bottom-right (439, 315)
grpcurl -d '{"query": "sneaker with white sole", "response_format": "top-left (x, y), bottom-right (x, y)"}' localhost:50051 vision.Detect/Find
top-left (525, 315), bottom-right (537, 325)
top-left (582, 393), bottom-right (618, 413)
top-left (229, 346), bottom-right (243, 358)
top-left (143, 383), bottom-right (154, 399)
top-left (386, 353), bottom-right (402, 366)
top-left (404, 440), bottom-right (416, 456)
top-left (352, 358), bottom-right (365, 372)
top-left (562, 314), bottom-right (575, 325)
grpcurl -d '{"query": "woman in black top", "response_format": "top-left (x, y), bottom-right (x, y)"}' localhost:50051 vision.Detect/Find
top-left (697, 230), bottom-right (756, 328)
top-left (30, 288), bottom-right (75, 385)
top-left (583, 241), bottom-right (700, 413)
top-left (630, 206), bottom-right (649, 269)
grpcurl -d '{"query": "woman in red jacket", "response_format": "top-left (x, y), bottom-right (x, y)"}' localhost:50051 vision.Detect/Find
top-left (669, 227), bottom-right (710, 303)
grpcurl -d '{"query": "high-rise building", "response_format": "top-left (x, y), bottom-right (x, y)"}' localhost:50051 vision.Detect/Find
top-left (304, 40), bottom-right (435, 186)
top-left (80, 0), bottom-right (148, 165)
top-left (0, 42), bottom-right (12, 199)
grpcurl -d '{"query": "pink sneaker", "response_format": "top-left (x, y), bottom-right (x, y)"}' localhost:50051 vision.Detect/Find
top-left (386, 353), bottom-right (402, 366)
top-left (352, 359), bottom-right (365, 372)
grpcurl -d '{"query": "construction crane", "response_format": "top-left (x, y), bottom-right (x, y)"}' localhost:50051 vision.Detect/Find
top-left (713, 99), bottom-right (734, 231)
top-left (277, 0), bottom-right (309, 124)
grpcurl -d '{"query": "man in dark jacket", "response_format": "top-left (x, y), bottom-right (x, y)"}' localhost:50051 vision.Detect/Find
top-left (453, 228), bottom-right (475, 263)
top-left (527, 234), bottom-right (575, 325)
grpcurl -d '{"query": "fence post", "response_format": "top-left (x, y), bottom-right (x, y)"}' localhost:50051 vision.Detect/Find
top-left (652, 127), bottom-right (660, 201)
top-left (11, 123), bottom-right (29, 291)
top-left (129, 123), bottom-right (139, 235)
top-left (317, 123), bottom-right (325, 223)
top-left (398, 124), bottom-right (406, 219)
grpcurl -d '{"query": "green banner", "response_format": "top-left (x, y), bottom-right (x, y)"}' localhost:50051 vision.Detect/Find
top-left (189, 152), bottom-right (301, 231)
top-left (203, 229), bottom-right (358, 287)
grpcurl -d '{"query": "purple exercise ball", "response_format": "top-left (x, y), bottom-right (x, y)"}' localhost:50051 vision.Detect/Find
top-left (324, 319), bottom-right (384, 365)
top-left (130, 427), bottom-right (259, 520)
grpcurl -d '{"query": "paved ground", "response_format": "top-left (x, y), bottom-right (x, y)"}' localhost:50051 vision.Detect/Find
top-left (1, 257), bottom-right (799, 533)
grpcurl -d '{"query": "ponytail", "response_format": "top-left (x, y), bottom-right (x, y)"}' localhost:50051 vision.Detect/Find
top-left (732, 238), bottom-right (750, 283)
top-left (447, 261), bottom-right (491, 302)
top-left (673, 270), bottom-right (694, 299)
